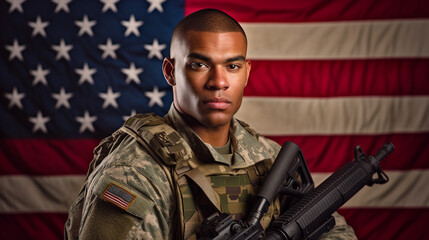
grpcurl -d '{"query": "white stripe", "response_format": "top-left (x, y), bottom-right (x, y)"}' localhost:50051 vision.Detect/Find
top-left (0, 175), bottom-right (85, 213)
top-left (242, 19), bottom-right (429, 59)
top-left (1, 170), bottom-right (428, 212)
top-left (235, 96), bottom-right (429, 135)
top-left (312, 169), bottom-right (429, 208)
top-left (103, 192), bottom-right (129, 208)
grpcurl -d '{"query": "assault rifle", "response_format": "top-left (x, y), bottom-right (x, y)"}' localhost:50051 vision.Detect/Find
top-left (199, 141), bottom-right (394, 240)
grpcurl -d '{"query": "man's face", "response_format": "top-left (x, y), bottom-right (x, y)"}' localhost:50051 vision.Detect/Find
top-left (164, 31), bottom-right (251, 129)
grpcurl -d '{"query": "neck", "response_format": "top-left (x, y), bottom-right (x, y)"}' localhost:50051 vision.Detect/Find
top-left (178, 112), bottom-right (231, 146)
top-left (191, 124), bottom-right (230, 147)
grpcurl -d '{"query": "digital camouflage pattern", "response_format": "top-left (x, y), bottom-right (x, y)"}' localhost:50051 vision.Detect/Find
top-left (210, 174), bottom-right (253, 220)
top-left (319, 212), bottom-right (357, 240)
top-left (64, 104), bottom-right (357, 240)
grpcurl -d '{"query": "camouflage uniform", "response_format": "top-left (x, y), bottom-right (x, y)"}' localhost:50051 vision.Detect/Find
top-left (64, 105), bottom-right (357, 240)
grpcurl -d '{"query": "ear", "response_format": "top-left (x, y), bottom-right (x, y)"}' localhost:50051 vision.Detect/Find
top-left (163, 57), bottom-right (175, 86)
top-left (244, 60), bottom-right (251, 87)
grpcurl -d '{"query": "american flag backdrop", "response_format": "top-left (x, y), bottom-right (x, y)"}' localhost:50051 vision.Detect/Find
top-left (1, 0), bottom-right (428, 239)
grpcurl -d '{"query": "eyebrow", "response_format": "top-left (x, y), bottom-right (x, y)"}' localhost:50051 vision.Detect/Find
top-left (187, 52), bottom-right (246, 63)
top-left (188, 53), bottom-right (210, 62)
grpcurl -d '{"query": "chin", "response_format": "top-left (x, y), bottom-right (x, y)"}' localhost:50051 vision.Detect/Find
top-left (200, 112), bottom-right (233, 128)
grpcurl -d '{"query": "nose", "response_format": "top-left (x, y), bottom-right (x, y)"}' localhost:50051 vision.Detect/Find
top-left (206, 66), bottom-right (230, 90)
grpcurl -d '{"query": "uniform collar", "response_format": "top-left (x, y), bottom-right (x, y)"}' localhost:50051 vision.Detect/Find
top-left (166, 104), bottom-right (272, 168)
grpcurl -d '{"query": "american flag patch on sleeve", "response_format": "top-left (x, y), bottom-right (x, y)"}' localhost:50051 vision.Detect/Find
top-left (101, 183), bottom-right (136, 210)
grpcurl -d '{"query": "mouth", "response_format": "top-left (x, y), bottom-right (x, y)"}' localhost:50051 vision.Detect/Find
top-left (203, 98), bottom-right (231, 110)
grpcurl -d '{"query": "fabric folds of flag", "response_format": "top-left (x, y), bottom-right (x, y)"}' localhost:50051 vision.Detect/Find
top-left (1, 0), bottom-right (428, 239)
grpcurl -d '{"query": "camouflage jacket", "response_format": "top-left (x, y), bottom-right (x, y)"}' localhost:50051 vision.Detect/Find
top-left (64, 105), bottom-right (357, 240)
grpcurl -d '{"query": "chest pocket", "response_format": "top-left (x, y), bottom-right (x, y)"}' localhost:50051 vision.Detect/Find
top-left (209, 174), bottom-right (254, 220)
top-left (178, 172), bottom-right (255, 240)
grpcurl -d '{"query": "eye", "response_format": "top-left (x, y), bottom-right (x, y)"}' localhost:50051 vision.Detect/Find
top-left (227, 64), bottom-right (241, 70)
top-left (190, 62), bottom-right (208, 70)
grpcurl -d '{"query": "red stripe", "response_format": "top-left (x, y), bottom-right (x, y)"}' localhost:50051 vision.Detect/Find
top-left (104, 192), bottom-right (130, 208)
top-left (185, 0), bottom-right (429, 22)
top-left (1, 134), bottom-right (427, 175)
top-left (267, 133), bottom-right (429, 172)
top-left (0, 210), bottom-right (426, 240)
top-left (338, 208), bottom-right (429, 240)
top-left (245, 59), bottom-right (429, 97)
top-left (0, 139), bottom-right (99, 175)
top-left (0, 213), bottom-right (67, 240)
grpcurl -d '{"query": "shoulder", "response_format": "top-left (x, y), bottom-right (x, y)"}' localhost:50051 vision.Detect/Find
top-left (257, 135), bottom-right (281, 158)
top-left (232, 118), bottom-right (281, 166)
top-left (235, 118), bottom-right (281, 155)
top-left (102, 134), bottom-right (167, 180)
top-left (87, 134), bottom-right (174, 218)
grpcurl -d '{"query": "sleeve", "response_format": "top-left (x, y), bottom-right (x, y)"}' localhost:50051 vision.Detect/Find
top-left (79, 198), bottom-right (139, 240)
top-left (318, 212), bottom-right (358, 240)
top-left (79, 138), bottom-right (176, 240)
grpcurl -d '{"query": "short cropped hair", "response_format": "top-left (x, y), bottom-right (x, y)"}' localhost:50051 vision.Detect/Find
top-left (171, 9), bottom-right (247, 44)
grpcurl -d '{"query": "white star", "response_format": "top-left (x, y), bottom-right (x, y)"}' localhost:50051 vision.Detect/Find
top-left (145, 86), bottom-right (166, 107)
top-left (121, 15), bottom-right (143, 37)
top-left (99, 87), bottom-right (121, 109)
top-left (98, 38), bottom-right (120, 59)
top-left (4, 87), bottom-right (25, 109)
top-left (75, 15), bottom-right (96, 37)
top-left (75, 63), bottom-right (97, 85)
top-left (30, 64), bottom-right (50, 86)
top-left (6, 0), bottom-right (25, 13)
top-left (52, 0), bottom-right (72, 13)
top-left (100, 0), bottom-right (119, 13)
top-left (121, 62), bottom-right (143, 84)
top-left (146, 0), bottom-right (165, 13)
top-left (76, 111), bottom-right (97, 133)
top-left (144, 38), bottom-right (166, 60)
top-left (5, 39), bottom-right (26, 61)
top-left (51, 39), bottom-right (73, 61)
top-left (122, 109), bottom-right (137, 121)
top-left (29, 111), bottom-right (50, 133)
top-left (51, 87), bottom-right (73, 109)
top-left (28, 16), bottom-right (49, 37)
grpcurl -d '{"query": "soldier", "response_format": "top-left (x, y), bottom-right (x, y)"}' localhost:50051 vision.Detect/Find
top-left (65, 9), bottom-right (357, 240)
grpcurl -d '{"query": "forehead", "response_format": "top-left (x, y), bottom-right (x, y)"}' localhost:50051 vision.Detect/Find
top-left (181, 31), bottom-right (247, 58)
